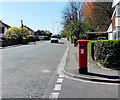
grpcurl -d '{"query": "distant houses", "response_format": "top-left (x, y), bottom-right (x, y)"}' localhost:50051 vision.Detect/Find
top-left (34, 30), bottom-right (52, 40)
top-left (0, 20), bottom-right (36, 37)
top-left (0, 20), bottom-right (53, 39)
top-left (108, 0), bottom-right (120, 40)
top-left (24, 25), bottom-right (35, 35)
top-left (0, 20), bottom-right (11, 37)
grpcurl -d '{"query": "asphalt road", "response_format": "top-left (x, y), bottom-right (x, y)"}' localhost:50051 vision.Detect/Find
top-left (2, 40), bottom-right (67, 98)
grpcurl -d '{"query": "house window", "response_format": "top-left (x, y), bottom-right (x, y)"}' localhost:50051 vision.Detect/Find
top-left (4, 27), bottom-right (8, 32)
top-left (116, 27), bottom-right (120, 39)
top-left (116, 4), bottom-right (120, 16)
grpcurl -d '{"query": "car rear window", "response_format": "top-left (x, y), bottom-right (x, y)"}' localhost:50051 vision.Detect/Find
top-left (52, 36), bottom-right (58, 38)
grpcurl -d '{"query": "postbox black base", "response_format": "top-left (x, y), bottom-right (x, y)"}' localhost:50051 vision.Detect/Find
top-left (79, 68), bottom-right (88, 74)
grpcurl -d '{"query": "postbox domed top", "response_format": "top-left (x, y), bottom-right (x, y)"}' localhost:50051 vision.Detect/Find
top-left (77, 40), bottom-right (89, 43)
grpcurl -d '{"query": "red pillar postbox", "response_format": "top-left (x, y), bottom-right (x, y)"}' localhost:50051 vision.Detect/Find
top-left (77, 40), bottom-right (89, 74)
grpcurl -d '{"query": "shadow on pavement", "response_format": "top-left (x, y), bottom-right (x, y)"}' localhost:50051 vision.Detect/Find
top-left (52, 42), bottom-right (64, 44)
top-left (87, 72), bottom-right (120, 79)
top-left (58, 42), bottom-right (64, 44)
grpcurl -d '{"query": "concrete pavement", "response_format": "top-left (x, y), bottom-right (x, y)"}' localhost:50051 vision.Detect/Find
top-left (63, 41), bottom-right (120, 84)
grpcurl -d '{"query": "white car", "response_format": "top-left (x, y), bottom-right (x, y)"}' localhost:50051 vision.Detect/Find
top-left (50, 34), bottom-right (59, 43)
top-left (39, 36), bottom-right (45, 40)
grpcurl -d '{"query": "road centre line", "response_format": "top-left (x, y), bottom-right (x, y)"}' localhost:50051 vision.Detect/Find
top-left (54, 84), bottom-right (62, 91)
top-left (49, 76), bottom-right (64, 99)
top-left (57, 78), bottom-right (64, 83)
top-left (49, 92), bottom-right (59, 99)
top-left (59, 75), bottom-right (64, 78)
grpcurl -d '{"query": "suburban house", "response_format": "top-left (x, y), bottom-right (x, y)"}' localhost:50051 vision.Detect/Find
top-left (34, 30), bottom-right (52, 40)
top-left (108, 0), bottom-right (120, 40)
top-left (24, 25), bottom-right (35, 35)
top-left (0, 20), bottom-right (11, 37)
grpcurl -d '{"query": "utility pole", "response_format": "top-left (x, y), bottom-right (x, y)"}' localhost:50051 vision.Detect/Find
top-left (21, 20), bottom-right (24, 27)
top-left (19, 20), bottom-right (24, 44)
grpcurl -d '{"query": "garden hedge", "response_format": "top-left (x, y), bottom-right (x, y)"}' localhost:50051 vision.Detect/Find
top-left (93, 40), bottom-right (120, 70)
top-left (0, 34), bottom-right (41, 47)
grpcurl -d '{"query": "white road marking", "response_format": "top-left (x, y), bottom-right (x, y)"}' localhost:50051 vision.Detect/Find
top-left (49, 73), bottom-right (64, 98)
top-left (57, 78), bottom-right (64, 83)
top-left (41, 69), bottom-right (50, 73)
top-left (54, 84), bottom-right (62, 91)
top-left (49, 92), bottom-right (59, 99)
top-left (59, 75), bottom-right (64, 78)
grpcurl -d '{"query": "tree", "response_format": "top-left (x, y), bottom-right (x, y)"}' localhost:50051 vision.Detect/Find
top-left (82, 2), bottom-right (94, 26)
top-left (4, 27), bottom-right (21, 39)
top-left (62, 1), bottom-right (94, 41)
top-left (62, 2), bottom-right (82, 26)
top-left (5, 27), bottom-right (30, 39)
top-left (62, 2), bottom-right (83, 41)
top-left (19, 27), bottom-right (30, 37)
top-left (61, 20), bottom-right (95, 41)
top-left (82, 2), bottom-right (113, 31)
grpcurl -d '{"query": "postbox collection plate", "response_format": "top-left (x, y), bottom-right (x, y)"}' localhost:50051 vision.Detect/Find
top-left (80, 49), bottom-right (84, 54)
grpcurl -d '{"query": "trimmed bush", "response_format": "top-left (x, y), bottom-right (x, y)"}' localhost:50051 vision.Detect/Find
top-left (94, 40), bottom-right (120, 70)
top-left (27, 35), bottom-right (35, 42)
top-left (34, 36), bottom-right (40, 41)
top-left (2, 39), bottom-right (19, 47)
top-left (2, 37), bottom-right (8, 41)
top-left (87, 40), bottom-right (96, 57)
top-left (22, 38), bottom-right (29, 44)
top-left (5, 27), bottom-right (30, 40)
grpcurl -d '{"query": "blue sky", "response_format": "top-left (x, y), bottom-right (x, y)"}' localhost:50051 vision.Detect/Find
top-left (1, 2), bottom-right (67, 33)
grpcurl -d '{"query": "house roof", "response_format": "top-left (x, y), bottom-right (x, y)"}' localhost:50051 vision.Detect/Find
top-left (86, 32), bottom-right (107, 35)
top-left (112, 0), bottom-right (120, 7)
top-left (24, 25), bottom-right (34, 32)
top-left (0, 20), bottom-right (11, 28)
top-left (111, 9), bottom-right (116, 20)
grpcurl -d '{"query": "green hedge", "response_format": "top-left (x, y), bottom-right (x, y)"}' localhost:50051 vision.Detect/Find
top-left (87, 40), bottom-right (95, 56)
top-left (94, 40), bottom-right (120, 70)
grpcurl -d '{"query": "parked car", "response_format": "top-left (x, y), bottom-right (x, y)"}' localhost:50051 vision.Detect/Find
top-left (97, 37), bottom-right (107, 40)
top-left (50, 34), bottom-right (59, 43)
top-left (39, 36), bottom-right (45, 40)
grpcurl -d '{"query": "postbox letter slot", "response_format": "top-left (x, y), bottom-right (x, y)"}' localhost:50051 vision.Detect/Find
top-left (80, 46), bottom-right (84, 48)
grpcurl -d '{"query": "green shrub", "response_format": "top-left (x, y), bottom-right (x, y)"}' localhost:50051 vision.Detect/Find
top-left (4, 27), bottom-right (20, 39)
top-left (2, 37), bottom-right (8, 41)
top-left (27, 35), bottom-right (34, 39)
top-left (5, 27), bottom-right (30, 39)
top-left (94, 40), bottom-right (120, 69)
top-left (87, 40), bottom-right (96, 56)
top-left (27, 35), bottom-right (35, 42)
